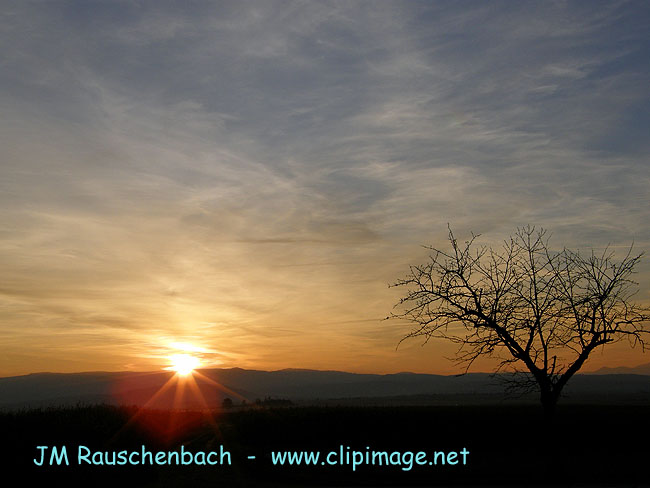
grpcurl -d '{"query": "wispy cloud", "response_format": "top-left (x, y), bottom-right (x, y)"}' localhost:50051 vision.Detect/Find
top-left (1, 1), bottom-right (648, 375)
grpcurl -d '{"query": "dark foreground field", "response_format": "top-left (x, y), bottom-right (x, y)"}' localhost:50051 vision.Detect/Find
top-left (1, 404), bottom-right (648, 487)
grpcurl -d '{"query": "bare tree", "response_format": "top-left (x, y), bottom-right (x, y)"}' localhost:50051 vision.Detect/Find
top-left (390, 226), bottom-right (650, 417)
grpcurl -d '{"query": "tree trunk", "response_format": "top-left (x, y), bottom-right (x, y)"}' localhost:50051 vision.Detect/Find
top-left (540, 389), bottom-right (558, 422)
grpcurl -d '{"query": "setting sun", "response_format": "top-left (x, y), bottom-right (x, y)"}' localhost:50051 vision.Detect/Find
top-left (169, 353), bottom-right (200, 376)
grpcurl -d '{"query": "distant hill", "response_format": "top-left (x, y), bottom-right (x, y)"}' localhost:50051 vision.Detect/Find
top-left (589, 362), bottom-right (650, 375)
top-left (1, 367), bottom-right (649, 409)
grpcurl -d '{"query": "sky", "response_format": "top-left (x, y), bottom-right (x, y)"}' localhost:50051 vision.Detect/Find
top-left (1, 1), bottom-right (649, 377)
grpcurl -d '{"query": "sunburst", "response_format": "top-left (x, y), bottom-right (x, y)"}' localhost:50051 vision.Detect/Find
top-left (168, 353), bottom-right (200, 376)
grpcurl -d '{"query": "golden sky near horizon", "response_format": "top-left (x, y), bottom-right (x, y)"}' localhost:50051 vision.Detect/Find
top-left (1, 2), bottom-right (649, 377)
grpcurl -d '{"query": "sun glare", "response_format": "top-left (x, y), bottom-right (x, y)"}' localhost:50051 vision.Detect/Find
top-left (169, 353), bottom-right (200, 376)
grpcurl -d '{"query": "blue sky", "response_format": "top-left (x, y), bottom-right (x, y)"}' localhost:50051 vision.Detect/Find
top-left (1, 1), bottom-right (649, 375)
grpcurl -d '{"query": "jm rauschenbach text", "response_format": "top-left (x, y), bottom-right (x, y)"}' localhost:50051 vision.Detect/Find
top-left (34, 445), bottom-right (470, 472)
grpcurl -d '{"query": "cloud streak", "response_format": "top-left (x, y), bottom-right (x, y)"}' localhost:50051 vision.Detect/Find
top-left (1, 1), bottom-right (648, 375)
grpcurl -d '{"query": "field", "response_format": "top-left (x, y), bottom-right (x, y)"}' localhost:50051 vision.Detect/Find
top-left (2, 403), bottom-right (649, 487)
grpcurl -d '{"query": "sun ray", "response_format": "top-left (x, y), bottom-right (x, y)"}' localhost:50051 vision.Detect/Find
top-left (109, 345), bottom-right (241, 444)
top-left (108, 372), bottom-right (180, 443)
top-left (193, 370), bottom-right (248, 402)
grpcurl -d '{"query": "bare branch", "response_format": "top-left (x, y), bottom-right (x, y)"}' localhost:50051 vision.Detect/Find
top-left (389, 226), bottom-right (650, 416)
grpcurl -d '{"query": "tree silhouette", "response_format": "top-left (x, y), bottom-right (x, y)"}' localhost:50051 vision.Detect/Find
top-left (390, 226), bottom-right (650, 417)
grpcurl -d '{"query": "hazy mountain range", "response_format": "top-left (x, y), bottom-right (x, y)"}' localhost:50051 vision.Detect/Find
top-left (589, 362), bottom-right (650, 375)
top-left (1, 364), bottom-right (649, 410)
